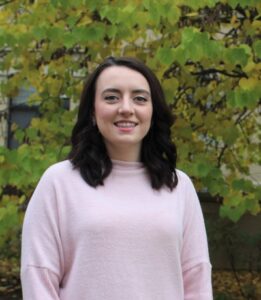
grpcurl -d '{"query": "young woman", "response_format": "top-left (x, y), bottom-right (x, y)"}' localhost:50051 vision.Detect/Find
top-left (21, 57), bottom-right (213, 299)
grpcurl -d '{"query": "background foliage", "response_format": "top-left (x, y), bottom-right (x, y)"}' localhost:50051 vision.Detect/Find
top-left (0, 0), bottom-right (260, 270)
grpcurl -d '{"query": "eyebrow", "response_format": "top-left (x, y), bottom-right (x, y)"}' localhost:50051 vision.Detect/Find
top-left (102, 88), bottom-right (151, 96)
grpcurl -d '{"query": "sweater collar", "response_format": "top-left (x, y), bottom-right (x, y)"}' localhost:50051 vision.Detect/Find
top-left (111, 159), bottom-right (145, 173)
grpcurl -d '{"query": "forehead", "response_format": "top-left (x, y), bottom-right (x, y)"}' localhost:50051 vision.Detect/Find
top-left (95, 66), bottom-right (150, 92)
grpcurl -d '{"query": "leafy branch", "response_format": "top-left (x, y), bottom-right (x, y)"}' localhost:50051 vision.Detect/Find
top-left (0, 0), bottom-right (15, 7)
top-left (191, 68), bottom-right (248, 79)
top-left (217, 144), bottom-right (228, 168)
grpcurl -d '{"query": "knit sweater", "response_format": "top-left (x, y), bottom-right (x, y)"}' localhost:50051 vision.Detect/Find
top-left (21, 160), bottom-right (213, 300)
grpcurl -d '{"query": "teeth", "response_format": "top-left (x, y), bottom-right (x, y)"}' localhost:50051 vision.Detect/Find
top-left (115, 122), bottom-right (136, 128)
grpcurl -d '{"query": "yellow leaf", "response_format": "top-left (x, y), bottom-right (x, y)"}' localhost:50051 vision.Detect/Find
top-left (239, 78), bottom-right (258, 90)
top-left (19, 195), bottom-right (26, 205)
top-left (11, 123), bottom-right (18, 131)
top-left (208, 80), bottom-right (217, 91)
top-left (78, 15), bottom-right (92, 26)
top-left (31, 118), bottom-right (40, 127)
top-left (252, 20), bottom-right (261, 29)
top-left (14, 24), bottom-right (28, 33)
top-left (185, 12), bottom-right (198, 17)
top-left (243, 61), bottom-right (256, 72)
top-left (231, 15), bottom-right (239, 26)
top-left (163, 78), bottom-right (179, 92)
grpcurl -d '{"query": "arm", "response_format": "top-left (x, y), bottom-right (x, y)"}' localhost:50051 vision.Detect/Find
top-left (21, 167), bottom-right (64, 299)
top-left (21, 266), bottom-right (60, 300)
top-left (183, 262), bottom-right (212, 300)
top-left (180, 174), bottom-right (213, 300)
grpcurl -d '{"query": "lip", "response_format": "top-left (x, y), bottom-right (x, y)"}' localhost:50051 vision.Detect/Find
top-left (114, 121), bottom-right (138, 128)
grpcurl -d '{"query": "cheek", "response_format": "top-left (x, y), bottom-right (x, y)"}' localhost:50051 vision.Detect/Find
top-left (94, 103), bottom-right (113, 122)
top-left (145, 106), bottom-right (153, 124)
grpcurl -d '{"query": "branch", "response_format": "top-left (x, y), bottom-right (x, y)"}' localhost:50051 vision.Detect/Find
top-left (171, 86), bottom-right (192, 109)
top-left (236, 110), bottom-right (253, 125)
top-left (0, 48), bottom-right (11, 58)
top-left (191, 68), bottom-right (248, 79)
top-left (238, 123), bottom-right (251, 145)
top-left (230, 149), bottom-right (249, 175)
top-left (0, 0), bottom-right (15, 7)
top-left (225, 237), bottom-right (248, 299)
top-left (210, 95), bottom-right (226, 112)
top-left (217, 144), bottom-right (228, 167)
top-left (234, 107), bottom-right (247, 125)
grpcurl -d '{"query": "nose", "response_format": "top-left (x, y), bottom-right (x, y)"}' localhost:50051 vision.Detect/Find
top-left (118, 97), bottom-right (134, 115)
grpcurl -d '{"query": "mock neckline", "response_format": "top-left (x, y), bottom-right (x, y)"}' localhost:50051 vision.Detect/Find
top-left (111, 159), bottom-right (145, 173)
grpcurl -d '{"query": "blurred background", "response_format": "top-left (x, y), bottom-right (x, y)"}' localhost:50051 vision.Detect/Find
top-left (0, 0), bottom-right (260, 299)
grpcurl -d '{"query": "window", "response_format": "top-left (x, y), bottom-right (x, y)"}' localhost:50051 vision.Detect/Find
top-left (7, 86), bottom-right (70, 148)
top-left (7, 86), bottom-right (39, 149)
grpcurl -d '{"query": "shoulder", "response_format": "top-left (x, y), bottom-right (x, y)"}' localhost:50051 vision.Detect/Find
top-left (39, 160), bottom-right (77, 185)
top-left (176, 169), bottom-right (194, 186)
top-left (31, 160), bottom-right (80, 199)
top-left (174, 169), bottom-right (197, 195)
top-left (44, 160), bottom-right (74, 176)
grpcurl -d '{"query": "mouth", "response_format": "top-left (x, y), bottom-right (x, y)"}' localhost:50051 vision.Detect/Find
top-left (114, 121), bottom-right (138, 128)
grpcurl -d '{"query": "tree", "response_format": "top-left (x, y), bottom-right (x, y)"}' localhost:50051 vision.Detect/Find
top-left (0, 0), bottom-right (260, 257)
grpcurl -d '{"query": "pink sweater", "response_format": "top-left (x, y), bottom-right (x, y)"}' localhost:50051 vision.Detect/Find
top-left (21, 160), bottom-right (213, 299)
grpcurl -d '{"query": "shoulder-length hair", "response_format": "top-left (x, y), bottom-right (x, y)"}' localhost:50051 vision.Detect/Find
top-left (68, 56), bottom-right (178, 190)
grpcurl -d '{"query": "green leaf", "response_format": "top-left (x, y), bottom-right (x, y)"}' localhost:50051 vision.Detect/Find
top-left (220, 204), bottom-right (245, 223)
top-left (253, 40), bottom-right (261, 59)
top-left (194, 161), bottom-right (212, 177)
top-left (63, 32), bottom-right (77, 48)
top-left (26, 128), bottom-right (39, 140)
top-left (46, 27), bottom-right (65, 43)
top-left (227, 88), bottom-right (260, 109)
top-left (232, 179), bottom-right (254, 191)
top-left (66, 16), bottom-right (79, 28)
top-left (165, 4), bottom-right (180, 25)
top-left (3, 33), bottom-right (17, 47)
top-left (174, 27), bottom-right (223, 63)
top-left (182, 0), bottom-right (219, 9)
top-left (14, 129), bottom-right (25, 143)
top-left (100, 6), bottom-right (119, 24)
top-left (146, 1), bottom-right (161, 25)
top-left (227, 0), bottom-right (261, 8)
top-left (156, 47), bottom-right (175, 65)
top-left (32, 26), bottom-right (47, 40)
top-left (225, 47), bottom-right (249, 67)
top-left (72, 24), bottom-right (105, 43)
top-left (222, 126), bottom-right (239, 146)
top-left (172, 45), bottom-right (188, 65)
top-left (163, 78), bottom-right (179, 103)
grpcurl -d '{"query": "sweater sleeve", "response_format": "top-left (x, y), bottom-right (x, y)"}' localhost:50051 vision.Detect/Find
top-left (21, 167), bottom-right (64, 299)
top-left (21, 266), bottom-right (60, 299)
top-left (180, 173), bottom-right (213, 300)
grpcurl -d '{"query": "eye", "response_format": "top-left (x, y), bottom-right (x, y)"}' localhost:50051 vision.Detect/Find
top-left (104, 95), bottom-right (118, 101)
top-left (134, 96), bottom-right (147, 102)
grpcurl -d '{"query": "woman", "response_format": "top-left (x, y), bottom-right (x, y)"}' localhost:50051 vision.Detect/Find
top-left (21, 56), bottom-right (213, 299)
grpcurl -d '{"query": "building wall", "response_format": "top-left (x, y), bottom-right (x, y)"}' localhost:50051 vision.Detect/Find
top-left (0, 81), bottom-right (8, 147)
top-left (202, 202), bottom-right (261, 270)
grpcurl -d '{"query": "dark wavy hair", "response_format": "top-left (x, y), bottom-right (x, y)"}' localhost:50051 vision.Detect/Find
top-left (68, 56), bottom-right (178, 190)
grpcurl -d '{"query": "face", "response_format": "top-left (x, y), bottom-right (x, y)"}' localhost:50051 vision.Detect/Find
top-left (94, 66), bottom-right (153, 161)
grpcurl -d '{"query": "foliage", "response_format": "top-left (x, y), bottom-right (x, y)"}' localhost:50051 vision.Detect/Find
top-left (0, 0), bottom-right (260, 256)
top-left (213, 271), bottom-right (261, 299)
top-left (0, 258), bottom-right (21, 298)
top-left (207, 216), bottom-right (261, 269)
top-left (207, 216), bottom-right (261, 299)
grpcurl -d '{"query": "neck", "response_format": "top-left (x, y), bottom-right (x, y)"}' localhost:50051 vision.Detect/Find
top-left (106, 144), bottom-right (141, 162)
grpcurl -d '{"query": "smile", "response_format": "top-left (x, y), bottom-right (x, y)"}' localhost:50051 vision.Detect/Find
top-left (114, 121), bottom-right (137, 128)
